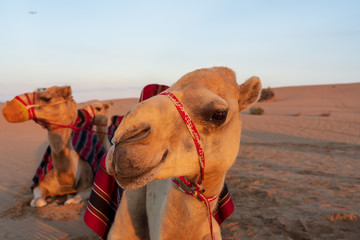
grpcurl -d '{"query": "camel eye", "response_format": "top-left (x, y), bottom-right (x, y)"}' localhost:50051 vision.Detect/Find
top-left (39, 91), bottom-right (52, 103)
top-left (95, 107), bottom-right (101, 111)
top-left (210, 110), bottom-right (228, 125)
top-left (40, 96), bottom-right (52, 103)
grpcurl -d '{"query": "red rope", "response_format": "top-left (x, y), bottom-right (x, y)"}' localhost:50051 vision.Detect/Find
top-left (161, 92), bottom-right (205, 186)
top-left (161, 91), bottom-right (218, 240)
top-left (89, 105), bottom-right (96, 118)
top-left (35, 119), bottom-right (113, 136)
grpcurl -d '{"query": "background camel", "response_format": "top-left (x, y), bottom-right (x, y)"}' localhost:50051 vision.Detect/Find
top-left (2, 86), bottom-right (94, 207)
top-left (105, 67), bottom-right (262, 239)
top-left (84, 102), bottom-right (112, 151)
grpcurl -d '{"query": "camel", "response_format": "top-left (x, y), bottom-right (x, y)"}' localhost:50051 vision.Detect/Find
top-left (84, 102), bottom-right (112, 151)
top-left (2, 86), bottom-right (94, 207)
top-left (105, 67), bottom-right (262, 240)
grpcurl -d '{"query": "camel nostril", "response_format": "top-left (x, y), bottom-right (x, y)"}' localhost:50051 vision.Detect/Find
top-left (118, 123), bottom-right (151, 144)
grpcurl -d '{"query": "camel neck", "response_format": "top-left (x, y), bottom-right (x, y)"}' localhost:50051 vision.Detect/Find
top-left (95, 124), bottom-right (111, 150)
top-left (48, 128), bottom-right (78, 174)
top-left (201, 171), bottom-right (227, 199)
top-left (95, 124), bottom-right (107, 139)
top-left (159, 179), bottom-right (224, 239)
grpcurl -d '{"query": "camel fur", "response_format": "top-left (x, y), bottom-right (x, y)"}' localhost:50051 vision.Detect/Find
top-left (105, 67), bottom-right (262, 240)
top-left (2, 86), bottom-right (94, 207)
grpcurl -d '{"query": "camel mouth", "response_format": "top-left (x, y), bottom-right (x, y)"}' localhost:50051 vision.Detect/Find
top-left (2, 99), bottom-right (30, 123)
top-left (114, 150), bottom-right (168, 189)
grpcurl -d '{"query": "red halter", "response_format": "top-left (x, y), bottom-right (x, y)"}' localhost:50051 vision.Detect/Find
top-left (14, 92), bottom-right (112, 136)
top-left (160, 92), bottom-right (218, 240)
top-left (88, 105), bottom-right (96, 118)
top-left (14, 92), bottom-right (73, 130)
top-left (88, 105), bottom-right (109, 128)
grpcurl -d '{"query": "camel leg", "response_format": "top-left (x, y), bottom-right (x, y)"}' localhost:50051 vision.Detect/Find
top-left (65, 157), bottom-right (94, 205)
top-left (30, 186), bottom-right (48, 207)
top-left (65, 187), bottom-right (92, 205)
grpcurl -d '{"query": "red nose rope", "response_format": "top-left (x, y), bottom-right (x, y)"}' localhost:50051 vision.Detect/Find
top-left (160, 92), bottom-right (219, 240)
top-left (15, 93), bottom-right (113, 136)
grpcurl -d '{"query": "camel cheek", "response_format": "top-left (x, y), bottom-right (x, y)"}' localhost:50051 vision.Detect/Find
top-left (182, 139), bottom-right (194, 152)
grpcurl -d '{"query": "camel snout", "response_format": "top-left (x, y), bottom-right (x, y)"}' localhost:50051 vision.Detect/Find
top-left (111, 122), bottom-right (153, 176)
top-left (2, 98), bottom-right (30, 123)
top-left (107, 121), bottom-right (154, 177)
top-left (116, 122), bottom-right (151, 145)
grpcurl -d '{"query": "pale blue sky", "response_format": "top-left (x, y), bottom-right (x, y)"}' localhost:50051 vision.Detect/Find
top-left (1, 0), bottom-right (359, 102)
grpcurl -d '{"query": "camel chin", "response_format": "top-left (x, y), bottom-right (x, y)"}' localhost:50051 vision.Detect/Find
top-left (112, 150), bottom-right (168, 190)
top-left (114, 165), bottom-right (161, 190)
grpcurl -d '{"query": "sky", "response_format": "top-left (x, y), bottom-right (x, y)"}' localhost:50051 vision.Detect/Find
top-left (1, 0), bottom-right (359, 102)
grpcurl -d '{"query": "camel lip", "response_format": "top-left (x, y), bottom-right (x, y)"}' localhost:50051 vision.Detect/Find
top-left (114, 149), bottom-right (168, 189)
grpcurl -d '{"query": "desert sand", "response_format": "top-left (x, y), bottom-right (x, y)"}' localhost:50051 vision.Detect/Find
top-left (0, 83), bottom-right (359, 239)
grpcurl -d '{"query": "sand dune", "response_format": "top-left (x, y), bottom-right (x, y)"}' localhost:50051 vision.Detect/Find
top-left (0, 83), bottom-right (359, 239)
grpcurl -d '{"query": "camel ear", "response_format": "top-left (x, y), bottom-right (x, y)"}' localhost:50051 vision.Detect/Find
top-left (238, 76), bottom-right (262, 111)
top-left (61, 86), bottom-right (72, 99)
top-left (105, 103), bottom-right (111, 109)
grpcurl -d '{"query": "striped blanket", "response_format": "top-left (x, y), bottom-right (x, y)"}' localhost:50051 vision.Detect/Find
top-left (32, 108), bottom-right (106, 188)
top-left (139, 84), bottom-right (170, 102)
top-left (84, 152), bottom-right (121, 238)
top-left (84, 84), bottom-right (234, 239)
top-left (107, 115), bottom-right (124, 143)
top-left (84, 115), bottom-right (123, 238)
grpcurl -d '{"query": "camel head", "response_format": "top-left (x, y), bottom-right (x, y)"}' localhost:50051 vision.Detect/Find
top-left (85, 102), bottom-right (112, 126)
top-left (2, 86), bottom-right (77, 130)
top-left (106, 67), bottom-right (262, 189)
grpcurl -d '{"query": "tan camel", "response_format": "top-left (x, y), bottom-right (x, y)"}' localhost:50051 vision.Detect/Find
top-left (84, 102), bottom-right (112, 151)
top-left (2, 86), bottom-right (94, 207)
top-left (105, 67), bottom-right (262, 240)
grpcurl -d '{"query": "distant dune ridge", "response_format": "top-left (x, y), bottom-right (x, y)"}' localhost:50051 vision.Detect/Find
top-left (0, 83), bottom-right (359, 239)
